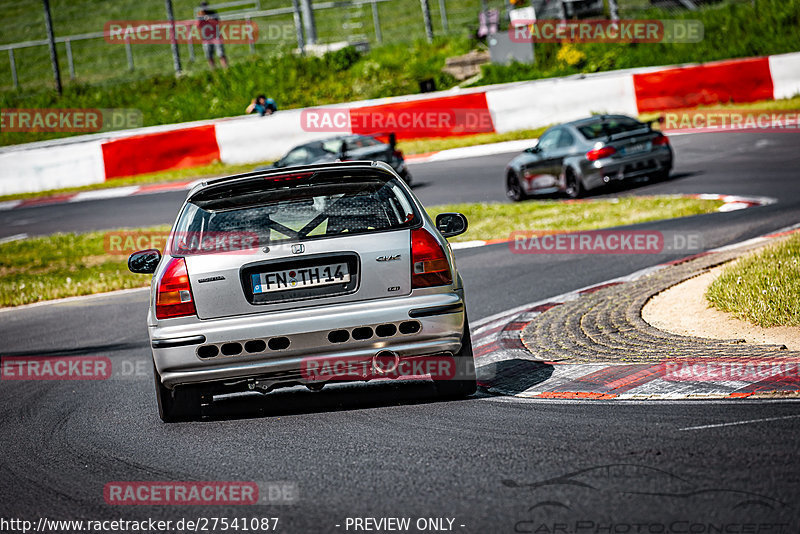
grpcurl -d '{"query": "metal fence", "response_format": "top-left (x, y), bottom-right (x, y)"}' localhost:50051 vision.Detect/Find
top-left (0, 0), bottom-right (746, 92)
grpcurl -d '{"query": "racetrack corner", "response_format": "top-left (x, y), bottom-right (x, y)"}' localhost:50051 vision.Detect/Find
top-left (473, 225), bottom-right (800, 401)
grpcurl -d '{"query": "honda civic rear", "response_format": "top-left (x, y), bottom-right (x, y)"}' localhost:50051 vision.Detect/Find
top-left (128, 161), bottom-right (475, 422)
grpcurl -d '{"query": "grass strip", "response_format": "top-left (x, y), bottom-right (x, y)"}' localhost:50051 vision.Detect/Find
top-left (0, 227), bottom-right (169, 308)
top-left (706, 233), bottom-right (800, 328)
top-left (429, 196), bottom-right (723, 243)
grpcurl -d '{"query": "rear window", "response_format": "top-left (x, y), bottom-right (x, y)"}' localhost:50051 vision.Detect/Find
top-left (321, 136), bottom-right (381, 153)
top-left (172, 173), bottom-right (418, 254)
top-left (577, 117), bottom-right (645, 140)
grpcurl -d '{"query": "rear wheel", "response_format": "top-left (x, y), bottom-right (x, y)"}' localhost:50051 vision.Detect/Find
top-left (434, 322), bottom-right (477, 399)
top-left (565, 168), bottom-right (584, 199)
top-left (154, 363), bottom-right (202, 423)
top-left (506, 171), bottom-right (527, 202)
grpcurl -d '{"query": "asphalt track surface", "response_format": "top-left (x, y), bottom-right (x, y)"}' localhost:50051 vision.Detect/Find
top-left (1, 131), bottom-right (799, 532)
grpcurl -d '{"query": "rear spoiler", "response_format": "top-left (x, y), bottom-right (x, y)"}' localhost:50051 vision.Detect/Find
top-left (606, 116), bottom-right (664, 141)
top-left (645, 115), bottom-right (665, 129)
top-left (368, 132), bottom-right (397, 149)
top-left (190, 161), bottom-right (398, 201)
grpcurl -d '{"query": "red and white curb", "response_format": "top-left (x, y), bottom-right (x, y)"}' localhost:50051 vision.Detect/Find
top-left (0, 180), bottom-right (199, 212)
top-left (471, 223), bottom-right (800, 400)
top-left (451, 194), bottom-right (777, 251)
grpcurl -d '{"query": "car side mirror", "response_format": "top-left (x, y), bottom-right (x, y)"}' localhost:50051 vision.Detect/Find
top-left (435, 212), bottom-right (468, 238)
top-left (526, 143), bottom-right (541, 153)
top-left (128, 249), bottom-right (161, 274)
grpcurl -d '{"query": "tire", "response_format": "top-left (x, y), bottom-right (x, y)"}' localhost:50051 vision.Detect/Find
top-left (506, 171), bottom-right (527, 202)
top-left (401, 169), bottom-right (413, 185)
top-left (565, 168), bottom-right (584, 199)
top-left (153, 363), bottom-right (202, 423)
top-left (434, 321), bottom-right (477, 399)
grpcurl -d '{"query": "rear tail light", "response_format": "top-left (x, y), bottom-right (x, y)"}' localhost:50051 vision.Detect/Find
top-left (155, 257), bottom-right (196, 320)
top-left (411, 228), bottom-right (452, 288)
top-left (653, 134), bottom-right (670, 146)
top-left (586, 146), bottom-right (617, 161)
top-left (393, 149), bottom-right (404, 160)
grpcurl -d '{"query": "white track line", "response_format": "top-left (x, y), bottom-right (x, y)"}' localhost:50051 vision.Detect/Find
top-left (0, 233), bottom-right (28, 244)
top-left (69, 186), bottom-right (142, 202)
top-left (0, 200), bottom-right (22, 211)
top-left (679, 414), bottom-right (800, 431)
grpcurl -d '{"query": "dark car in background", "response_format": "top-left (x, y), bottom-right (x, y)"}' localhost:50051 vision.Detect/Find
top-left (504, 114), bottom-right (673, 201)
top-left (261, 134), bottom-right (412, 184)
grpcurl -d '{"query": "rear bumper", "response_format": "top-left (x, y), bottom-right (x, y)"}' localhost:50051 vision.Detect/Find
top-left (581, 148), bottom-right (673, 190)
top-left (150, 290), bottom-right (465, 388)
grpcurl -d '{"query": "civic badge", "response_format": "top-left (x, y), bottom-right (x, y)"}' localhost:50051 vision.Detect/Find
top-left (291, 244), bottom-right (305, 254)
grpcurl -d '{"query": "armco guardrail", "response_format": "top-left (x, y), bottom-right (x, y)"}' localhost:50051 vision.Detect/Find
top-left (1, 52), bottom-right (799, 196)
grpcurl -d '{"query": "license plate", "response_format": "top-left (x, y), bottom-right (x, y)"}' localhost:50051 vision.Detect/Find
top-left (251, 263), bottom-right (350, 294)
top-left (621, 142), bottom-right (651, 155)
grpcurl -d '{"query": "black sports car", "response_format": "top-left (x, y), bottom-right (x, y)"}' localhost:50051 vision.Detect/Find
top-left (260, 133), bottom-right (412, 184)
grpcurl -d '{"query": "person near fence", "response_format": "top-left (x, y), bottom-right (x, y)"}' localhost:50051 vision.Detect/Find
top-left (246, 95), bottom-right (278, 116)
top-left (197, 1), bottom-right (229, 69)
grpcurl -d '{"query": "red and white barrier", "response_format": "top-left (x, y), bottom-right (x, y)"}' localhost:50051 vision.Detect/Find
top-left (215, 109), bottom-right (338, 165)
top-left (0, 141), bottom-right (106, 193)
top-left (485, 69), bottom-right (641, 132)
top-left (102, 124), bottom-right (220, 180)
top-left (632, 56), bottom-right (775, 112)
top-left (769, 52), bottom-right (800, 99)
top-left (1, 52), bottom-right (799, 196)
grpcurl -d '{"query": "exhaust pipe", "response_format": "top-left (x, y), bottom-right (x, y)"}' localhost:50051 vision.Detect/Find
top-left (372, 350), bottom-right (400, 375)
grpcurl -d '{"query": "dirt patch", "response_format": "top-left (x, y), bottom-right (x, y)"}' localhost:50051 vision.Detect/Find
top-left (642, 262), bottom-right (800, 351)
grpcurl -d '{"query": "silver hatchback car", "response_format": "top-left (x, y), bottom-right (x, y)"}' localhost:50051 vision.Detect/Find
top-left (129, 161), bottom-right (475, 422)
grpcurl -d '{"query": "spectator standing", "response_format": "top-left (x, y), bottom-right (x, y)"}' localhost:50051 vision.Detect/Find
top-left (197, 2), bottom-right (228, 69)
